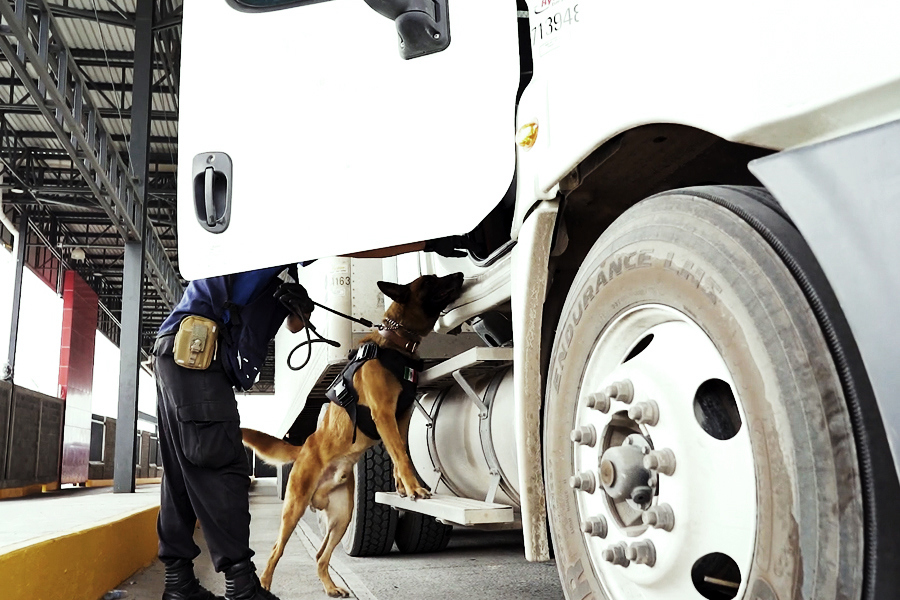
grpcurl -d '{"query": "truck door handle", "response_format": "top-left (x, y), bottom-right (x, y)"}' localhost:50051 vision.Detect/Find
top-left (204, 167), bottom-right (216, 227)
top-left (192, 152), bottom-right (232, 233)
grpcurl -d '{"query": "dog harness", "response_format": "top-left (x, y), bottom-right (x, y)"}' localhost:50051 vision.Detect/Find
top-left (325, 342), bottom-right (424, 442)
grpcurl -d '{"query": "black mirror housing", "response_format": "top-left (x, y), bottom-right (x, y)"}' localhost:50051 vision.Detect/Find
top-left (363, 0), bottom-right (450, 59)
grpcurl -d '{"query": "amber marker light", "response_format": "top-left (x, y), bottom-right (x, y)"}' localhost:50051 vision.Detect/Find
top-left (516, 121), bottom-right (539, 149)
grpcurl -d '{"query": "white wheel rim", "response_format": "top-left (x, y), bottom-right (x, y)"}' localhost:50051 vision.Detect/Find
top-left (570, 304), bottom-right (756, 599)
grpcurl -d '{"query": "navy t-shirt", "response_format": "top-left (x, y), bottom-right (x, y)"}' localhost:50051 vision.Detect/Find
top-left (158, 265), bottom-right (290, 389)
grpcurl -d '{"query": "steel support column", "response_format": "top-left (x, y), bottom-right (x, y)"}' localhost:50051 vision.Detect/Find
top-left (2, 208), bottom-right (28, 382)
top-left (114, 0), bottom-right (154, 494)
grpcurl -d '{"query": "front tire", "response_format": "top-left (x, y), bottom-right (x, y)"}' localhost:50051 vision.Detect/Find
top-left (544, 188), bottom-right (863, 600)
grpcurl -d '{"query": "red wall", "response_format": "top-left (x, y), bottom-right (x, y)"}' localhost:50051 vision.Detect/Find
top-left (58, 270), bottom-right (98, 484)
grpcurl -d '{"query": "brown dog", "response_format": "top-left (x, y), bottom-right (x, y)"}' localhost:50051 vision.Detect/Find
top-left (242, 272), bottom-right (464, 596)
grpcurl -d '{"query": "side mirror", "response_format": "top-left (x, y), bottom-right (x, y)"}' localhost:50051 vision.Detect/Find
top-left (363, 0), bottom-right (450, 59)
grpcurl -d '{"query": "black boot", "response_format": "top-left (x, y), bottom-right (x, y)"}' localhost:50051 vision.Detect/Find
top-left (162, 559), bottom-right (224, 600)
top-left (223, 560), bottom-right (280, 600)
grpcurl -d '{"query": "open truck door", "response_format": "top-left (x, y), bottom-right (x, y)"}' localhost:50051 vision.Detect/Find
top-left (177, 0), bottom-right (520, 279)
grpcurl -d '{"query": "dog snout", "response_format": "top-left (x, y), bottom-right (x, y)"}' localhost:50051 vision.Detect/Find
top-left (440, 271), bottom-right (464, 290)
top-left (435, 272), bottom-right (464, 299)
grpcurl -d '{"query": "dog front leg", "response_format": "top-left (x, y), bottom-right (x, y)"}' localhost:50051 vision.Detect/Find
top-left (393, 409), bottom-right (414, 497)
top-left (371, 406), bottom-right (430, 499)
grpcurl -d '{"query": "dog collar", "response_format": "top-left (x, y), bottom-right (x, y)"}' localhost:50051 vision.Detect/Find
top-left (378, 319), bottom-right (421, 353)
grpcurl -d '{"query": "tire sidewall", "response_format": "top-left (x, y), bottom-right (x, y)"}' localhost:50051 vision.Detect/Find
top-left (545, 194), bottom-right (862, 600)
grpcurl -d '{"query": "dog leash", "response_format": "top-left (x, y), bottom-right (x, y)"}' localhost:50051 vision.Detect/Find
top-left (285, 300), bottom-right (433, 371)
top-left (310, 301), bottom-right (376, 329)
top-left (286, 311), bottom-right (340, 371)
top-left (286, 301), bottom-right (380, 371)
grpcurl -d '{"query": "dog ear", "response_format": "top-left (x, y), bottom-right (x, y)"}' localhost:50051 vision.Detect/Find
top-left (377, 281), bottom-right (411, 304)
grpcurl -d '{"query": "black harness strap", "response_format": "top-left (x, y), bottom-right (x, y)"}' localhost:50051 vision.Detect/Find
top-left (324, 342), bottom-right (423, 442)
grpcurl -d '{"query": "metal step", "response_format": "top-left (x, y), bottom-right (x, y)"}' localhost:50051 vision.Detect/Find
top-left (417, 346), bottom-right (514, 391)
top-left (374, 492), bottom-right (515, 526)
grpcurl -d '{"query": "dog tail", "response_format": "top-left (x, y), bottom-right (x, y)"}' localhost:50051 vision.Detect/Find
top-left (241, 428), bottom-right (301, 464)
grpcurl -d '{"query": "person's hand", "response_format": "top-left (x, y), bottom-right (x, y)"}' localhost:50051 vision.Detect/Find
top-left (274, 282), bottom-right (314, 317)
top-left (285, 313), bottom-right (308, 333)
top-left (424, 235), bottom-right (469, 258)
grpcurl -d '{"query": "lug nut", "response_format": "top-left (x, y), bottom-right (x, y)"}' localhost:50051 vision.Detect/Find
top-left (601, 542), bottom-right (630, 567)
top-left (569, 471), bottom-right (597, 494)
top-left (585, 392), bottom-right (610, 413)
top-left (642, 503), bottom-right (675, 531)
top-left (643, 448), bottom-right (676, 476)
top-left (570, 425), bottom-right (598, 447)
top-left (581, 515), bottom-right (608, 538)
top-left (625, 540), bottom-right (656, 566)
top-left (628, 400), bottom-right (659, 426)
top-left (605, 380), bottom-right (634, 404)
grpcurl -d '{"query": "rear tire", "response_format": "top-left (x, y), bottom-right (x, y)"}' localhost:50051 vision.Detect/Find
top-left (340, 443), bottom-right (397, 556)
top-left (394, 511), bottom-right (453, 554)
top-left (544, 187), bottom-right (864, 600)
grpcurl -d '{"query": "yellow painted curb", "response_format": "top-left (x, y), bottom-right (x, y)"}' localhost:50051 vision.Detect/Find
top-left (0, 483), bottom-right (46, 499)
top-left (85, 478), bottom-right (162, 488)
top-left (0, 505), bottom-right (160, 600)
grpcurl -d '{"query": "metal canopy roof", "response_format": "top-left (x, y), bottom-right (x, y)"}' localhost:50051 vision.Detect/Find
top-left (0, 1), bottom-right (276, 392)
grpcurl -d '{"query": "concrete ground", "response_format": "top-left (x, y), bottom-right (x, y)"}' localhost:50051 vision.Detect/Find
top-left (0, 483), bottom-right (160, 552)
top-left (119, 479), bottom-right (564, 600)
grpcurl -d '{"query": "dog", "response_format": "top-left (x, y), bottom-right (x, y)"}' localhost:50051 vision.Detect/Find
top-left (241, 272), bottom-right (464, 597)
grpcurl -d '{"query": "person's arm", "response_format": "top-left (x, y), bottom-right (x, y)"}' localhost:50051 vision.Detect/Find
top-left (343, 236), bottom-right (469, 259)
top-left (229, 266), bottom-right (288, 307)
top-left (343, 241), bottom-right (425, 259)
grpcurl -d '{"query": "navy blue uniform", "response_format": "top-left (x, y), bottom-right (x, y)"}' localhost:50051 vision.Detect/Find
top-left (154, 266), bottom-right (290, 572)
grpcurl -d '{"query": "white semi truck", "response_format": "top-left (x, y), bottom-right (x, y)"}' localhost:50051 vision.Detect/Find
top-left (177, 2), bottom-right (900, 599)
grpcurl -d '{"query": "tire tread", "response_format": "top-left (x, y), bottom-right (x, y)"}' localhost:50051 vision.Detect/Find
top-left (344, 444), bottom-right (398, 557)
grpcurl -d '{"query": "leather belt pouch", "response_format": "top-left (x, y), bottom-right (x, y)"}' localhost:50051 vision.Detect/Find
top-left (173, 315), bottom-right (218, 370)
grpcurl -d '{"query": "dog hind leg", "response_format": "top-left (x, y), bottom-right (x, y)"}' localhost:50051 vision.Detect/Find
top-left (315, 474), bottom-right (355, 598)
top-left (259, 458), bottom-right (321, 590)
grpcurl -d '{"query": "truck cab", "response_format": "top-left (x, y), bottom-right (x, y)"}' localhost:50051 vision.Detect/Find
top-left (179, 2), bottom-right (900, 599)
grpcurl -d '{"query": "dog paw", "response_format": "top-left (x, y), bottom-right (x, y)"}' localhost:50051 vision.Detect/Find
top-left (326, 586), bottom-right (351, 597)
top-left (260, 573), bottom-right (274, 590)
top-left (408, 486), bottom-right (431, 500)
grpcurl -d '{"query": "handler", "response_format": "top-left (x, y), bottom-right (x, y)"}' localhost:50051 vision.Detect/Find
top-left (153, 264), bottom-right (313, 600)
top-left (152, 237), bottom-right (469, 600)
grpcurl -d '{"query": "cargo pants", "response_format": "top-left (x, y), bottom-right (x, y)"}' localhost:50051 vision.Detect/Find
top-left (154, 334), bottom-right (253, 572)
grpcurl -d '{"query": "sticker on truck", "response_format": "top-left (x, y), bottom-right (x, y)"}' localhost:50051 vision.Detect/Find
top-left (531, 1), bottom-right (580, 56)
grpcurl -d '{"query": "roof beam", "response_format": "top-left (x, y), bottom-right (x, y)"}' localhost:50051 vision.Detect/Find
top-left (28, 2), bottom-right (134, 28)
top-left (3, 182), bottom-right (173, 193)
top-left (0, 77), bottom-right (175, 95)
top-left (15, 129), bottom-right (178, 145)
top-left (0, 103), bottom-right (178, 121)
top-left (4, 147), bottom-right (177, 165)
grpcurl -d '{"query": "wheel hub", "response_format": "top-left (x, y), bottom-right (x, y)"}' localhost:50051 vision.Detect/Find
top-left (567, 305), bottom-right (756, 599)
top-left (598, 434), bottom-right (654, 507)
